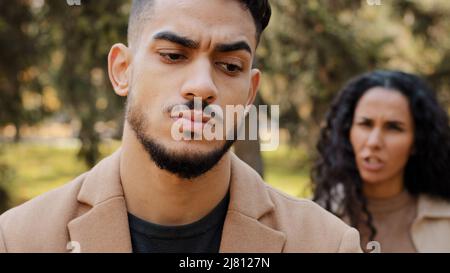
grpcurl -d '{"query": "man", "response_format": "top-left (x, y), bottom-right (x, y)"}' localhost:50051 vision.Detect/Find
top-left (0, 0), bottom-right (361, 253)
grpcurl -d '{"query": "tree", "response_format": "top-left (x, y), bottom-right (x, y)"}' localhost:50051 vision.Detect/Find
top-left (257, 0), bottom-right (450, 165)
top-left (44, 0), bottom-right (129, 166)
top-left (0, 0), bottom-right (49, 141)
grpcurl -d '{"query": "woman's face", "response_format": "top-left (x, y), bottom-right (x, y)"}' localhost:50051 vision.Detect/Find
top-left (350, 87), bottom-right (415, 196)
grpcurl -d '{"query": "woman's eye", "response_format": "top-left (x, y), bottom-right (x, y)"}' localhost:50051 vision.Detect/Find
top-left (160, 53), bottom-right (186, 62)
top-left (357, 121), bottom-right (372, 128)
top-left (387, 124), bottom-right (404, 132)
top-left (218, 62), bottom-right (242, 74)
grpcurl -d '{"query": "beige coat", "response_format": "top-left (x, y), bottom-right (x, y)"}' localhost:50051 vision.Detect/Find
top-left (412, 195), bottom-right (450, 252)
top-left (0, 149), bottom-right (361, 253)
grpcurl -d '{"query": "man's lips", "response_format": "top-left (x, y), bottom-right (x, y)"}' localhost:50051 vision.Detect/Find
top-left (170, 110), bottom-right (213, 133)
top-left (170, 110), bottom-right (211, 123)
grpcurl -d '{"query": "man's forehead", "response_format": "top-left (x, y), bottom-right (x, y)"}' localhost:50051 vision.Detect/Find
top-left (142, 0), bottom-right (257, 48)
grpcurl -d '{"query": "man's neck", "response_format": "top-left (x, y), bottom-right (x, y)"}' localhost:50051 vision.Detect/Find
top-left (119, 124), bottom-right (231, 226)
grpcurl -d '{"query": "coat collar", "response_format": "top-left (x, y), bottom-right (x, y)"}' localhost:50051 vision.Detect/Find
top-left (67, 149), bottom-right (132, 253)
top-left (417, 194), bottom-right (450, 220)
top-left (411, 194), bottom-right (450, 252)
top-left (67, 149), bottom-right (286, 253)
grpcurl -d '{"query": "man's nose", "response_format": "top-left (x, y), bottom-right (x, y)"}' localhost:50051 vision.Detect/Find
top-left (180, 59), bottom-right (218, 105)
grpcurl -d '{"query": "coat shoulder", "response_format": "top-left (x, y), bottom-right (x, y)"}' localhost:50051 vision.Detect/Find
top-left (0, 172), bottom-right (88, 252)
top-left (265, 184), bottom-right (346, 227)
top-left (263, 184), bottom-right (361, 252)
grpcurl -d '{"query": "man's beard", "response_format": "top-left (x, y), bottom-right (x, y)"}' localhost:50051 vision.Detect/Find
top-left (126, 103), bottom-right (235, 180)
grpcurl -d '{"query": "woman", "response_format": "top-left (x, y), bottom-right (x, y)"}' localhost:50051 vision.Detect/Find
top-left (312, 70), bottom-right (450, 253)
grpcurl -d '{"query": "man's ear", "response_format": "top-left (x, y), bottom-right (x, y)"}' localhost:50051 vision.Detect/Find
top-left (108, 43), bottom-right (131, 97)
top-left (246, 68), bottom-right (261, 107)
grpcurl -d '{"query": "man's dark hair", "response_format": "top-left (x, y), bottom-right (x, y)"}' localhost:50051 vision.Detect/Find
top-left (127, 0), bottom-right (271, 48)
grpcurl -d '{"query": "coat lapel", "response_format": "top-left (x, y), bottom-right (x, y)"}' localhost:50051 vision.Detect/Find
top-left (67, 197), bottom-right (132, 253)
top-left (220, 211), bottom-right (286, 253)
top-left (219, 153), bottom-right (286, 253)
top-left (67, 149), bottom-right (132, 253)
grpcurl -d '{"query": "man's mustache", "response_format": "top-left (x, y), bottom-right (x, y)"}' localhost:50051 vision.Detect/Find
top-left (185, 99), bottom-right (209, 111)
top-left (164, 99), bottom-right (209, 113)
top-left (165, 99), bottom-right (225, 123)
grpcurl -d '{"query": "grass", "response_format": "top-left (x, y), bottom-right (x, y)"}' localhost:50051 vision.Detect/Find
top-left (262, 146), bottom-right (312, 198)
top-left (0, 141), bottom-right (311, 209)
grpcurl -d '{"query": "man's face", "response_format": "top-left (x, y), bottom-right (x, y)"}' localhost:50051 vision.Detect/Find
top-left (109, 0), bottom-right (261, 178)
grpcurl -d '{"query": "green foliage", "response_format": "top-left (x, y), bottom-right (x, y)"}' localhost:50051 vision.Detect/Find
top-left (0, 1), bottom-right (49, 140)
top-left (1, 0), bottom-right (450, 193)
top-left (0, 142), bottom-right (308, 210)
top-left (0, 145), bottom-right (15, 213)
top-left (0, 141), bottom-right (119, 208)
top-left (258, 0), bottom-right (450, 158)
top-left (43, 1), bottom-right (129, 166)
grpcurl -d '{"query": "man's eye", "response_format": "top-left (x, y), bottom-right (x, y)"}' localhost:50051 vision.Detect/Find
top-left (217, 62), bottom-right (242, 74)
top-left (160, 53), bottom-right (186, 62)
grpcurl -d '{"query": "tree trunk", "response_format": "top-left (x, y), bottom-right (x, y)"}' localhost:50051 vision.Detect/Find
top-left (233, 93), bottom-right (264, 178)
top-left (13, 120), bottom-right (21, 143)
top-left (78, 117), bottom-right (100, 168)
top-left (234, 137), bottom-right (264, 178)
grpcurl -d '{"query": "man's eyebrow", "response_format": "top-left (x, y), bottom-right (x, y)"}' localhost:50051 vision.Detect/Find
top-left (215, 41), bottom-right (252, 55)
top-left (152, 31), bottom-right (199, 49)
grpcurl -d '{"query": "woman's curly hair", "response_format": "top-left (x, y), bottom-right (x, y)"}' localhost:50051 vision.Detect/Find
top-left (311, 70), bottom-right (450, 241)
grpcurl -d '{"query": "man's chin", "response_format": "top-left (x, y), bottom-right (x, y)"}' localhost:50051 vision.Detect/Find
top-left (127, 110), bottom-right (234, 179)
top-left (137, 135), bottom-right (235, 179)
top-left (167, 138), bottom-right (229, 153)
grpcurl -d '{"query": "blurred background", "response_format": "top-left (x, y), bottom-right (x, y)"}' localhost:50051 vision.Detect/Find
top-left (1, 0), bottom-right (450, 213)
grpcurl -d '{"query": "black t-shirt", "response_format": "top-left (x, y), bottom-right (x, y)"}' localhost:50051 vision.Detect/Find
top-left (127, 192), bottom-right (230, 253)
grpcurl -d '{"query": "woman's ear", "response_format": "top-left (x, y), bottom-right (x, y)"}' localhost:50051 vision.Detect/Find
top-left (108, 43), bottom-right (131, 97)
